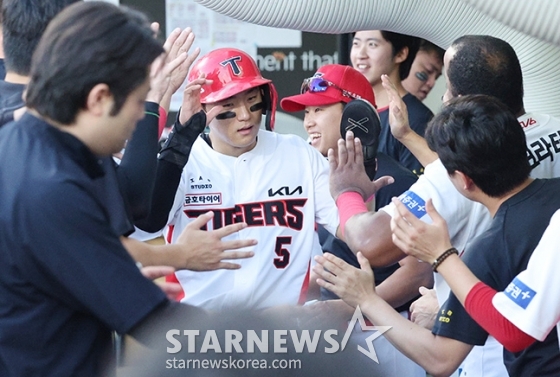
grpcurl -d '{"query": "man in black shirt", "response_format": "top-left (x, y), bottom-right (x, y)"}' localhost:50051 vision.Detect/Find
top-left (0, 3), bottom-right (220, 376)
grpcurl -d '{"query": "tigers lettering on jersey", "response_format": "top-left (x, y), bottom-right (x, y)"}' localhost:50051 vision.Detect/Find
top-left (526, 130), bottom-right (560, 168)
top-left (184, 198), bottom-right (307, 231)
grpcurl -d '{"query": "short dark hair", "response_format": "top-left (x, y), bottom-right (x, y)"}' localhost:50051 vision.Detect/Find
top-left (448, 35), bottom-right (524, 115)
top-left (26, 2), bottom-right (163, 125)
top-left (380, 31), bottom-right (421, 80)
top-left (426, 95), bottom-right (530, 198)
top-left (2, 0), bottom-right (80, 75)
top-left (419, 39), bottom-right (444, 63)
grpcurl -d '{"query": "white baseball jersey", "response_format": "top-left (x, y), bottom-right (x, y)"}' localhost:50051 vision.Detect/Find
top-left (521, 113), bottom-right (560, 179)
top-left (492, 210), bottom-right (560, 345)
top-left (166, 129), bottom-right (339, 311)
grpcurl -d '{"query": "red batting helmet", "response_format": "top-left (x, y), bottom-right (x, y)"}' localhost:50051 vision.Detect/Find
top-left (188, 48), bottom-right (278, 130)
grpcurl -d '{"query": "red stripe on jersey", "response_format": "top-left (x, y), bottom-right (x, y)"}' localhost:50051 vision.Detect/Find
top-left (298, 262), bottom-right (311, 305)
top-left (166, 224), bottom-right (174, 244)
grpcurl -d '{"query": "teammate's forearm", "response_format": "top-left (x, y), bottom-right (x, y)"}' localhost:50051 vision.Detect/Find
top-left (358, 294), bottom-right (466, 376)
top-left (344, 211), bottom-right (405, 267)
top-left (397, 131), bottom-right (438, 167)
top-left (433, 253), bottom-right (480, 305)
top-left (376, 258), bottom-right (433, 309)
top-left (118, 102), bottom-right (160, 221)
top-left (336, 192), bottom-right (367, 238)
top-left (121, 237), bottom-right (188, 269)
top-left (134, 159), bottom-right (183, 233)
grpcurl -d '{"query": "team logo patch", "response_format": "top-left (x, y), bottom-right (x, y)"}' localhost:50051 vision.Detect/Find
top-left (184, 193), bottom-right (222, 206)
top-left (504, 277), bottom-right (536, 309)
top-left (398, 191), bottom-right (426, 219)
top-left (220, 56), bottom-right (242, 76)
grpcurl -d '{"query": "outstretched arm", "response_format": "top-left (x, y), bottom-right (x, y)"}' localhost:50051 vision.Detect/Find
top-left (314, 252), bottom-right (473, 377)
top-left (124, 212), bottom-right (256, 271)
top-left (119, 27), bottom-right (193, 222)
top-left (132, 27), bottom-right (221, 232)
top-left (328, 131), bottom-right (405, 266)
top-left (382, 74), bottom-right (437, 167)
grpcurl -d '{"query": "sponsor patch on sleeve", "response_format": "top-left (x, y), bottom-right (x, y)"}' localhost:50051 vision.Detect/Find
top-left (398, 190), bottom-right (427, 219)
top-left (504, 277), bottom-right (536, 309)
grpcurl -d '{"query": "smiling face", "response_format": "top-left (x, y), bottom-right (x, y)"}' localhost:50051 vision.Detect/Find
top-left (303, 102), bottom-right (344, 156)
top-left (206, 87), bottom-right (263, 157)
top-left (350, 30), bottom-right (399, 87)
top-left (403, 50), bottom-right (443, 100)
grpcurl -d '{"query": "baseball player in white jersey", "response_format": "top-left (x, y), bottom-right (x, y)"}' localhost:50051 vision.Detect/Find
top-left (520, 112), bottom-right (560, 179)
top-left (164, 48), bottom-right (339, 311)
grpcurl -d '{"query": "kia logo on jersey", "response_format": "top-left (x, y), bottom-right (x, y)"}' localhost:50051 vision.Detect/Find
top-left (519, 117), bottom-right (537, 128)
top-left (268, 186), bottom-right (303, 197)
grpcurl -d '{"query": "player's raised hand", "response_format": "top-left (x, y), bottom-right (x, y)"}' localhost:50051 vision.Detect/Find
top-left (148, 27), bottom-right (200, 111)
top-left (328, 130), bottom-right (394, 201)
top-left (390, 197), bottom-right (452, 263)
top-left (381, 74), bottom-right (412, 140)
top-left (174, 211), bottom-right (257, 271)
top-left (313, 252), bottom-right (376, 309)
top-left (178, 73), bottom-right (222, 125)
top-left (165, 27), bottom-right (199, 98)
top-left (146, 27), bottom-right (187, 104)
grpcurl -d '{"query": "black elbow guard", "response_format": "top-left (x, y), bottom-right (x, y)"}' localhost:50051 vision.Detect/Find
top-left (158, 109), bottom-right (206, 167)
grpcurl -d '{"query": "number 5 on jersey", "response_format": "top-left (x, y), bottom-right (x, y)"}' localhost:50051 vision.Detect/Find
top-left (274, 236), bottom-right (292, 269)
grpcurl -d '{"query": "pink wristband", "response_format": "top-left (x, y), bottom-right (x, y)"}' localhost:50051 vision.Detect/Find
top-left (336, 192), bottom-right (368, 237)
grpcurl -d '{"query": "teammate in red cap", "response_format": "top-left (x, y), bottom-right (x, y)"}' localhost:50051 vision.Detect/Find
top-left (281, 64), bottom-right (430, 377)
top-left (158, 48), bottom-right (341, 310)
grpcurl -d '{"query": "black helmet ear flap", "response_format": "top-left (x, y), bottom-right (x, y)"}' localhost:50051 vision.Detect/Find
top-left (340, 99), bottom-right (381, 166)
top-left (260, 84), bottom-right (278, 131)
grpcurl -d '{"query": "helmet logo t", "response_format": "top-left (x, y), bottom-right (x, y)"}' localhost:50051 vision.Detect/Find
top-left (220, 56), bottom-right (243, 75)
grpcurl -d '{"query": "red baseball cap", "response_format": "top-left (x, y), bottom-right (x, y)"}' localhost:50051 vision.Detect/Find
top-left (281, 64), bottom-right (376, 112)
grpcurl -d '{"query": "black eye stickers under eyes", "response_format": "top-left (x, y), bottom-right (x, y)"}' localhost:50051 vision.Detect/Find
top-left (215, 102), bottom-right (264, 120)
top-left (415, 71), bottom-right (428, 82)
